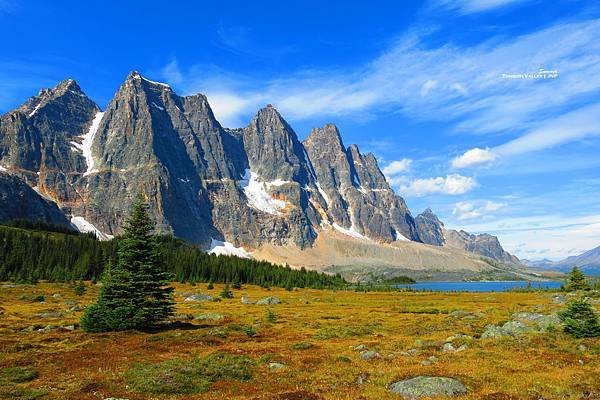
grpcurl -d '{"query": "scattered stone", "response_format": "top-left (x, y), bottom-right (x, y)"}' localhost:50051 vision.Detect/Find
top-left (168, 313), bottom-right (193, 320)
top-left (64, 300), bottom-right (77, 307)
top-left (52, 293), bottom-right (62, 298)
top-left (63, 325), bottom-right (77, 331)
top-left (34, 312), bottom-right (63, 319)
top-left (445, 334), bottom-right (472, 342)
top-left (421, 356), bottom-right (438, 366)
top-left (552, 294), bottom-right (566, 304)
top-left (241, 296), bottom-right (254, 304)
top-left (356, 372), bottom-right (370, 385)
top-left (268, 362), bottom-right (285, 371)
top-left (256, 296), bottom-right (281, 305)
top-left (577, 344), bottom-right (588, 352)
top-left (448, 310), bottom-right (471, 318)
top-left (442, 343), bottom-right (468, 353)
top-left (194, 313), bottom-right (225, 320)
top-left (511, 312), bottom-right (561, 331)
top-left (401, 349), bottom-right (419, 356)
top-left (359, 350), bottom-right (381, 361)
top-left (184, 294), bottom-right (214, 302)
top-left (389, 376), bottom-right (467, 399)
top-left (69, 305), bottom-right (84, 312)
top-left (353, 344), bottom-right (369, 352)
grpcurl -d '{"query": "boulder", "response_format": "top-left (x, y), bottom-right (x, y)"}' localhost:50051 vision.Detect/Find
top-left (194, 313), bottom-right (225, 320)
top-left (389, 376), bottom-right (467, 399)
top-left (184, 294), bottom-right (214, 302)
top-left (241, 296), bottom-right (255, 305)
top-left (256, 296), bottom-right (281, 305)
top-left (359, 350), bottom-right (381, 360)
top-left (268, 362), bottom-right (285, 371)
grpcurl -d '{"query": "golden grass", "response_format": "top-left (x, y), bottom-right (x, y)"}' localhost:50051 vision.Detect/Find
top-left (0, 282), bottom-right (598, 399)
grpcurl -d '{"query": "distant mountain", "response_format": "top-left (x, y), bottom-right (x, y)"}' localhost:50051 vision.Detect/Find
top-left (526, 246), bottom-right (600, 276)
top-left (0, 72), bottom-right (528, 280)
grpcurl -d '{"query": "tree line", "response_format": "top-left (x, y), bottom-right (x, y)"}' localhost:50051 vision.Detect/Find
top-left (0, 220), bottom-right (346, 289)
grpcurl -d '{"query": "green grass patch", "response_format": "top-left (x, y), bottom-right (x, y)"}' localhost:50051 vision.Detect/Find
top-left (0, 387), bottom-right (48, 400)
top-left (290, 342), bottom-right (313, 350)
top-left (0, 366), bottom-right (39, 384)
top-left (124, 352), bottom-right (255, 394)
top-left (313, 323), bottom-right (380, 339)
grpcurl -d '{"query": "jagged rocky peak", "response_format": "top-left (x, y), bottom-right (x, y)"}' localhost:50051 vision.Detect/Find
top-left (415, 208), bottom-right (445, 246)
top-left (443, 229), bottom-right (521, 266)
top-left (242, 105), bottom-right (309, 183)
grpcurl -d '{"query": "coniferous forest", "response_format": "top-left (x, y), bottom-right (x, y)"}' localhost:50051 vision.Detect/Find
top-left (0, 220), bottom-right (346, 288)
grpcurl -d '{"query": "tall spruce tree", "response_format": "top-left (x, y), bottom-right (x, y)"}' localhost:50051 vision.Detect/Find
top-left (564, 266), bottom-right (590, 291)
top-left (81, 194), bottom-right (174, 332)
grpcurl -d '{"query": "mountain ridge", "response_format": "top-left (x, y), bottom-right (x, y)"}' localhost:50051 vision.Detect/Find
top-left (0, 72), bottom-right (527, 279)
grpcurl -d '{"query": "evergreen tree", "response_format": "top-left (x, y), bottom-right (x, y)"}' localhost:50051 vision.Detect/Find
top-left (81, 194), bottom-right (174, 332)
top-left (219, 284), bottom-right (234, 299)
top-left (564, 266), bottom-right (591, 291)
top-left (559, 299), bottom-right (600, 338)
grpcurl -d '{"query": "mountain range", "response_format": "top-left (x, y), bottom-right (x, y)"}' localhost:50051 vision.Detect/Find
top-left (0, 72), bottom-right (537, 281)
top-left (523, 246), bottom-right (600, 276)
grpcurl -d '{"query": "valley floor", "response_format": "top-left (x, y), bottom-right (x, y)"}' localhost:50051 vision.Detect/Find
top-left (0, 283), bottom-right (598, 399)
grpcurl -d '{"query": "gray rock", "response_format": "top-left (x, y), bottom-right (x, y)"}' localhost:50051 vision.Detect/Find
top-left (194, 313), bottom-right (225, 320)
top-left (356, 372), bottom-right (369, 385)
top-left (511, 312), bottom-right (561, 331)
top-left (241, 296), bottom-right (254, 305)
top-left (256, 296), bottom-right (281, 305)
top-left (268, 362), bottom-right (285, 371)
top-left (184, 294), bottom-right (214, 302)
top-left (359, 350), bottom-right (381, 361)
top-left (401, 349), bottom-right (419, 356)
top-left (577, 344), bottom-right (588, 352)
top-left (353, 344), bottom-right (369, 352)
top-left (421, 356), bottom-right (438, 366)
top-left (389, 376), bottom-right (467, 399)
top-left (68, 305), bottom-right (84, 312)
top-left (35, 312), bottom-right (63, 318)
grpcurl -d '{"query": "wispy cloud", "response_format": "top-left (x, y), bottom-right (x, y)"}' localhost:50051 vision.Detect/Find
top-left (432, 0), bottom-right (529, 14)
top-left (162, 17), bottom-right (600, 169)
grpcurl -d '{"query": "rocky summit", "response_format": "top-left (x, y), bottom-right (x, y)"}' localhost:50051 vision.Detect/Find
top-left (0, 72), bottom-right (525, 278)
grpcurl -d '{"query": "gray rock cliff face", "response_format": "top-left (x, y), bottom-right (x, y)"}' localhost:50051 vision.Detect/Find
top-left (443, 229), bottom-right (521, 265)
top-left (415, 208), bottom-right (445, 246)
top-left (0, 172), bottom-right (70, 225)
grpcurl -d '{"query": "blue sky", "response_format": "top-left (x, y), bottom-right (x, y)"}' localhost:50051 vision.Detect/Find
top-left (1, 0), bottom-right (599, 260)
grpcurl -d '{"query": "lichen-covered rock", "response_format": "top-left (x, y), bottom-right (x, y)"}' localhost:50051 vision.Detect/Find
top-left (359, 350), bottom-right (381, 360)
top-left (389, 376), bottom-right (467, 399)
top-left (256, 296), bottom-right (281, 305)
top-left (184, 294), bottom-right (214, 302)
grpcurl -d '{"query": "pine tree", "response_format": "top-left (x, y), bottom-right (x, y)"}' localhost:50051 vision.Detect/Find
top-left (564, 266), bottom-right (590, 291)
top-left (220, 284), bottom-right (234, 299)
top-left (559, 299), bottom-right (600, 338)
top-left (81, 194), bottom-right (174, 332)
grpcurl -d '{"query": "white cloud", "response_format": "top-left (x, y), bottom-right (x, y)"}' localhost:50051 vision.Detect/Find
top-left (452, 147), bottom-right (497, 168)
top-left (382, 158), bottom-right (412, 175)
top-left (452, 200), bottom-right (506, 220)
top-left (399, 174), bottom-right (477, 197)
top-left (420, 79), bottom-right (438, 97)
top-left (454, 214), bottom-right (600, 260)
top-left (433, 0), bottom-right (528, 14)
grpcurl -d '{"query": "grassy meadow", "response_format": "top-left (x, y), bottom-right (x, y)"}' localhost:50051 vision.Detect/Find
top-left (0, 282), bottom-right (598, 399)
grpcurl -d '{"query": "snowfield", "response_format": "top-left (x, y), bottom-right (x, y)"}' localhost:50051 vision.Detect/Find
top-left (240, 169), bottom-right (289, 215)
top-left (70, 216), bottom-right (113, 241)
top-left (208, 238), bottom-right (252, 258)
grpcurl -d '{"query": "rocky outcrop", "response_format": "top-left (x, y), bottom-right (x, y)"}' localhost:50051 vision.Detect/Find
top-left (415, 209), bottom-right (445, 246)
top-left (444, 229), bottom-right (521, 265)
top-left (0, 172), bottom-right (69, 226)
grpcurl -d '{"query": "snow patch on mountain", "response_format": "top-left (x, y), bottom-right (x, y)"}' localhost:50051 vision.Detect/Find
top-left (28, 102), bottom-right (43, 118)
top-left (0, 165), bottom-right (6, 172)
top-left (315, 182), bottom-right (330, 206)
top-left (393, 229), bottom-right (410, 242)
top-left (332, 222), bottom-right (372, 241)
top-left (151, 101), bottom-right (165, 111)
top-left (208, 239), bottom-right (252, 258)
top-left (70, 216), bottom-right (113, 241)
top-left (71, 111), bottom-right (104, 176)
top-left (240, 169), bottom-right (288, 215)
